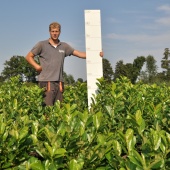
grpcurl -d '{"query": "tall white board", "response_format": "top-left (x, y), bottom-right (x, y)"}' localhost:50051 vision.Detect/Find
top-left (85, 10), bottom-right (103, 107)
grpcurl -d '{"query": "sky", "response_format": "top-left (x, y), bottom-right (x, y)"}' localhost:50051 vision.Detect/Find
top-left (0, 0), bottom-right (170, 81)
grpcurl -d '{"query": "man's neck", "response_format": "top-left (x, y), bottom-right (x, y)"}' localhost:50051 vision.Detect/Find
top-left (49, 38), bottom-right (59, 45)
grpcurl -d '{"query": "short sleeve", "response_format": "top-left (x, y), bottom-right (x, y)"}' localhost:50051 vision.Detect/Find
top-left (64, 43), bottom-right (74, 57)
top-left (31, 42), bottom-right (42, 56)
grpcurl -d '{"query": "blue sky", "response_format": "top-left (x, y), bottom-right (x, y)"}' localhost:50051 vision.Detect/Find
top-left (0, 0), bottom-right (170, 81)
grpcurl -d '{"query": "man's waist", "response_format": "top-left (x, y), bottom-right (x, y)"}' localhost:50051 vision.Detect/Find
top-left (39, 81), bottom-right (60, 83)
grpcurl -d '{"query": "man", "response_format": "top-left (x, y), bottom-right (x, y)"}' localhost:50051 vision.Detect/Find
top-left (26, 22), bottom-right (103, 106)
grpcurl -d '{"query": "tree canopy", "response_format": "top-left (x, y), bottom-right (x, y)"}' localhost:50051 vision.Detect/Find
top-left (114, 56), bottom-right (146, 83)
top-left (1, 56), bottom-right (38, 82)
top-left (102, 58), bottom-right (114, 82)
top-left (161, 48), bottom-right (170, 81)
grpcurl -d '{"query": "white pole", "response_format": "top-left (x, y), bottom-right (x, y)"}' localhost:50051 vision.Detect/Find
top-left (85, 10), bottom-right (103, 108)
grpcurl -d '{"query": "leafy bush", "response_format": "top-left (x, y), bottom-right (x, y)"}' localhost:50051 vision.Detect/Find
top-left (0, 76), bottom-right (170, 170)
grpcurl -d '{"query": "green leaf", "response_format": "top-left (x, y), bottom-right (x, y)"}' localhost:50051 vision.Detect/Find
top-left (105, 106), bottom-right (114, 118)
top-left (79, 121), bottom-right (85, 136)
top-left (44, 142), bottom-right (53, 157)
top-left (128, 155), bottom-right (143, 168)
top-left (96, 167), bottom-right (108, 170)
top-left (2, 131), bottom-right (8, 141)
top-left (125, 129), bottom-right (134, 152)
top-left (93, 112), bottom-right (102, 130)
top-left (30, 134), bottom-right (38, 144)
top-left (10, 129), bottom-right (19, 140)
top-left (151, 129), bottom-right (161, 150)
top-left (97, 134), bottom-right (105, 145)
top-left (148, 159), bottom-right (164, 169)
top-left (131, 150), bottom-right (145, 167)
top-left (31, 121), bottom-right (39, 135)
top-left (31, 162), bottom-right (45, 170)
top-left (0, 122), bottom-right (6, 135)
top-left (54, 148), bottom-right (66, 155)
top-left (69, 159), bottom-right (84, 170)
top-left (13, 98), bottom-right (18, 110)
top-left (112, 83), bottom-right (116, 91)
top-left (166, 132), bottom-right (170, 143)
top-left (19, 126), bottom-right (28, 141)
top-left (1, 162), bottom-right (13, 169)
top-left (135, 110), bottom-right (145, 133)
top-left (113, 140), bottom-right (122, 156)
top-left (160, 130), bottom-right (168, 149)
top-left (70, 104), bottom-right (78, 113)
top-left (154, 103), bottom-right (162, 119)
top-left (48, 162), bottom-right (58, 170)
top-left (78, 111), bottom-right (88, 123)
top-left (57, 122), bottom-right (66, 136)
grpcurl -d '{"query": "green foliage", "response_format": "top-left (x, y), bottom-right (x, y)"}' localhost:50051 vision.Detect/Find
top-left (114, 60), bottom-right (126, 80)
top-left (0, 76), bottom-right (44, 169)
top-left (102, 58), bottom-right (114, 82)
top-left (1, 56), bottom-right (38, 82)
top-left (161, 48), bottom-right (170, 81)
top-left (161, 48), bottom-right (170, 70)
top-left (76, 78), bottom-right (84, 83)
top-left (63, 81), bottom-right (88, 112)
top-left (91, 77), bottom-right (170, 169)
top-left (146, 55), bottom-right (157, 78)
top-left (63, 72), bottom-right (75, 85)
top-left (114, 56), bottom-right (145, 84)
top-left (0, 76), bottom-right (170, 169)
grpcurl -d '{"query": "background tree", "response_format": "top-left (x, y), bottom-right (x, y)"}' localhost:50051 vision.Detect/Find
top-left (161, 48), bottom-right (170, 81)
top-left (63, 71), bottom-right (75, 85)
top-left (138, 55), bottom-right (157, 84)
top-left (0, 76), bottom-right (5, 82)
top-left (114, 56), bottom-right (145, 84)
top-left (124, 63), bottom-right (134, 81)
top-left (77, 78), bottom-right (84, 83)
top-left (145, 55), bottom-right (157, 83)
top-left (138, 70), bottom-right (148, 83)
top-left (1, 56), bottom-right (38, 82)
top-left (131, 56), bottom-right (146, 83)
top-left (102, 58), bottom-right (114, 82)
top-left (114, 60), bottom-right (126, 81)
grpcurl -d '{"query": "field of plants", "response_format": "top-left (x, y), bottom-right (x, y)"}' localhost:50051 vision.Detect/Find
top-left (0, 76), bottom-right (170, 170)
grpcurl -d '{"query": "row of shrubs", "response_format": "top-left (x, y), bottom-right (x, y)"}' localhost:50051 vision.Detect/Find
top-left (0, 76), bottom-right (169, 169)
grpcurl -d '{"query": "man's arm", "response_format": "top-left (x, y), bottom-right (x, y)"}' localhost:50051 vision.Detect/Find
top-left (73, 50), bottom-right (103, 59)
top-left (73, 50), bottom-right (86, 59)
top-left (25, 52), bottom-right (42, 72)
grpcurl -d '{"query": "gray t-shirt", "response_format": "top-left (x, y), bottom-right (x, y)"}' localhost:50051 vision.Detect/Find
top-left (31, 39), bottom-right (74, 82)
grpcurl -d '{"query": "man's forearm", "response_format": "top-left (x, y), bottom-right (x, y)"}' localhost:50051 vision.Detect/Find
top-left (26, 52), bottom-right (42, 72)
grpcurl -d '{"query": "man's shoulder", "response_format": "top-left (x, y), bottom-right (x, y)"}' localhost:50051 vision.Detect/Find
top-left (39, 39), bottom-right (49, 44)
top-left (60, 41), bottom-right (72, 48)
top-left (60, 41), bottom-right (68, 45)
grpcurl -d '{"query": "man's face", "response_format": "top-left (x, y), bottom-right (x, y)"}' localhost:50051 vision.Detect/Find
top-left (50, 28), bottom-right (60, 40)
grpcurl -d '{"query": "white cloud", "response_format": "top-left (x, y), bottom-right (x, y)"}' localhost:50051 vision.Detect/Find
top-left (157, 5), bottom-right (170, 13)
top-left (155, 16), bottom-right (170, 25)
top-left (107, 17), bottom-right (121, 23)
top-left (106, 32), bottom-right (170, 44)
top-left (155, 5), bottom-right (170, 26)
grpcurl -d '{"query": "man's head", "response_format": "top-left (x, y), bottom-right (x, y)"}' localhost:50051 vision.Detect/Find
top-left (49, 22), bottom-right (61, 41)
top-left (49, 22), bottom-right (61, 31)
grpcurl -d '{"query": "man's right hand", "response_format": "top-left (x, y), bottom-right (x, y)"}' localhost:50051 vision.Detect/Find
top-left (26, 52), bottom-right (42, 72)
top-left (35, 65), bottom-right (42, 73)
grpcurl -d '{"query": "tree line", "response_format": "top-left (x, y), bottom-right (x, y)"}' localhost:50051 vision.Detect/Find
top-left (0, 48), bottom-right (169, 85)
top-left (114, 48), bottom-right (170, 84)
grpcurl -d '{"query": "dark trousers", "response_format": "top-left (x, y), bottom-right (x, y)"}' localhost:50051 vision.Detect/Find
top-left (39, 81), bottom-right (63, 106)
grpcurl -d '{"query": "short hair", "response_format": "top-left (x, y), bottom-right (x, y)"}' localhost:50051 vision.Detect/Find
top-left (49, 22), bottom-right (61, 31)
